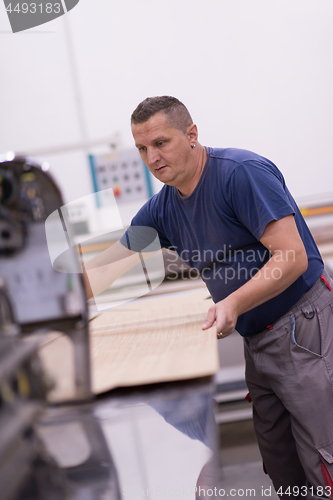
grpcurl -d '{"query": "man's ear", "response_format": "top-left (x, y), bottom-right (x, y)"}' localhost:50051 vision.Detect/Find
top-left (186, 124), bottom-right (198, 142)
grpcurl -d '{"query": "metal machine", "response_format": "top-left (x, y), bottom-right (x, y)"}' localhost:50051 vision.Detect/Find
top-left (0, 278), bottom-right (70, 500)
top-left (0, 155), bottom-right (90, 399)
top-left (0, 155), bottom-right (123, 500)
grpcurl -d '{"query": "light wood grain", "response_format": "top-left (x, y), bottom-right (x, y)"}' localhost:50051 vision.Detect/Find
top-left (90, 290), bottom-right (219, 393)
top-left (38, 331), bottom-right (76, 402)
top-left (38, 290), bottom-right (219, 400)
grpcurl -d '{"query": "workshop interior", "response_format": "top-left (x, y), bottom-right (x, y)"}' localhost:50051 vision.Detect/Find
top-left (1, 2), bottom-right (333, 499)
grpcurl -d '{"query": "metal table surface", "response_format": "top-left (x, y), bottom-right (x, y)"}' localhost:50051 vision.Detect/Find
top-left (37, 377), bottom-right (219, 500)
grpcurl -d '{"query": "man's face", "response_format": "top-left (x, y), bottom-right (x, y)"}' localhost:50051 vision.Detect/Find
top-left (131, 112), bottom-right (195, 190)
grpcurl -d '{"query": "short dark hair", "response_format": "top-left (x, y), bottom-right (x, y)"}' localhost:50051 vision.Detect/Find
top-left (131, 96), bottom-right (193, 133)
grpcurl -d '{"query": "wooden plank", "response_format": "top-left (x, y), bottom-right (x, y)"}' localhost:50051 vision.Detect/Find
top-left (38, 332), bottom-right (76, 402)
top-left (90, 289), bottom-right (219, 394)
top-left (38, 290), bottom-right (219, 400)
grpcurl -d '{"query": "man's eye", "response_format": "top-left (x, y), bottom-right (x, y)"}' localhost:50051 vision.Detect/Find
top-left (157, 141), bottom-right (164, 147)
top-left (139, 146), bottom-right (146, 152)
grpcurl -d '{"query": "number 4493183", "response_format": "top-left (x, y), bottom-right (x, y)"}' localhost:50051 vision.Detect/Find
top-left (5, 3), bottom-right (61, 14)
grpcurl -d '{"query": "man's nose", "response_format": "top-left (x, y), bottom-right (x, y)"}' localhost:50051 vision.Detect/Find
top-left (147, 147), bottom-right (160, 165)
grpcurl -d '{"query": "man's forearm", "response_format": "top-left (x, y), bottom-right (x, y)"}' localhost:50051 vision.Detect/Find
top-left (82, 240), bottom-right (158, 300)
top-left (84, 251), bottom-right (142, 299)
top-left (225, 248), bottom-right (308, 319)
top-left (203, 214), bottom-right (309, 336)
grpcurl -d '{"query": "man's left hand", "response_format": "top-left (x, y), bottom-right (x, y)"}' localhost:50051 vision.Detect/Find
top-left (202, 297), bottom-right (238, 338)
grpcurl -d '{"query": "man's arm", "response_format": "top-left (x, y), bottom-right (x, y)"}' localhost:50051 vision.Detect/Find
top-left (202, 215), bottom-right (308, 336)
top-left (82, 240), bottom-right (157, 300)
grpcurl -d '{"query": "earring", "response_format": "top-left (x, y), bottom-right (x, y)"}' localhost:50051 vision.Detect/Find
top-left (191, 144), bottom-right (196, 149)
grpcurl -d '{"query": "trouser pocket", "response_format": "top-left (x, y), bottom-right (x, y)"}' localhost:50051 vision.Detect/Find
top-left (290, 304), bottom-right (322, 356)
top-left (317, 443), bottom-right (333, 498)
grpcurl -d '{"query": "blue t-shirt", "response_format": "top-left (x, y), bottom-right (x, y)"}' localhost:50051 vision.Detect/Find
top-left (121, 147), bottom-right (324, 336)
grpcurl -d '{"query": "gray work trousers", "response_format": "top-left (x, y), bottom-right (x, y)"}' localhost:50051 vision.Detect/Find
top-left (244, 271), bottom-right (333, 499)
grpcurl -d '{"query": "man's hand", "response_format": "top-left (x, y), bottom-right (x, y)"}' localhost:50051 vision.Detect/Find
top-left (202, 295), bottom-right (238, 338)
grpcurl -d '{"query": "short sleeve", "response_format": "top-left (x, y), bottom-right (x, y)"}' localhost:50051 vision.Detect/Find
top-left (119, 196), bottom-right (172, 251)
top-left (228, 161), bottom-right (295, 240)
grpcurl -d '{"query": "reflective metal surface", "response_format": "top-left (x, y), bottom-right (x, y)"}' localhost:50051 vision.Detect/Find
top-left (37, 379), bottom-right (218, 500)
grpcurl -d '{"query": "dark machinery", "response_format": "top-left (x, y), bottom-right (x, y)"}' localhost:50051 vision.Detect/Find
top-left (0, 279), bottom-right (70, 500)
top-left (0, 155), bottom-right (121, 500)
top-left (0, 155), bottom-right (90, 399)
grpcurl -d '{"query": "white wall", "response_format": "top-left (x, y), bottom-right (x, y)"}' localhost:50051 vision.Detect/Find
top-left (1, 0), bottom-right (333, 208)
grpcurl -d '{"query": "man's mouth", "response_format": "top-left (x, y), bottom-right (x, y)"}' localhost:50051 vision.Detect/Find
top-left (155, 165), bottom-right (167, 172)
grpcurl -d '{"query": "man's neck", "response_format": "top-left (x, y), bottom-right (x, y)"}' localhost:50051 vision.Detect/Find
top-left (178, 145), bottom-right (207, 197)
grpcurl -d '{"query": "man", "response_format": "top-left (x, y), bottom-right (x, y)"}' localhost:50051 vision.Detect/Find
top-left (85, 96), bottom-right (333, 498)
